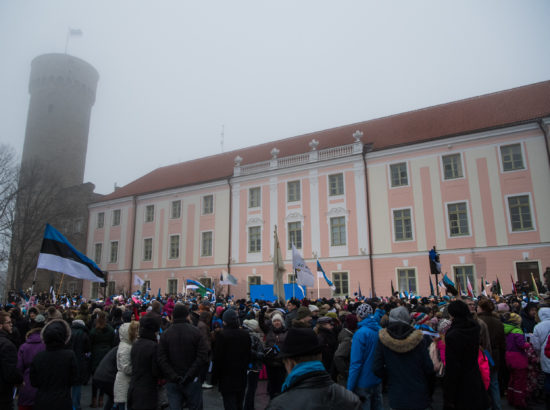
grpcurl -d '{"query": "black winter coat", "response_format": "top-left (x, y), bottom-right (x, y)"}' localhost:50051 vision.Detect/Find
top-left (443, 317), bottom-right (489, 410)
top-left (477, 311), bottom-right (505, 373)
top-left (0, 329), bottom-right (23, 406)
top-left (70, 321), bottom-right (91, 384)
top-left (266, 370), bottom-right (361, 410)
top-left (128, 332), bottom-right (160, 410)
top-left (30, 347), bottom-right (78, 410)
top-left (158, 319), bottom-right (208, 382)
top-left (317, 326), bottom-right (338, 374)
top-left (213, 326), bottom-right (251, 394)
top-left (372, 323), bottom-right (435, 410)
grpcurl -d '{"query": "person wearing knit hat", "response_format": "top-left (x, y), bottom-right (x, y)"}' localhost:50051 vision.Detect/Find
top-left (502, 311), bottom-right (529, 407)
top-left (291, 306), bottom-right (313, 328)
top-left (258, 307), bottom-right (288, 399)
top-left (355, 303), bottom-right (373, 320)
top-left (30, 319), bottom-right (77, 410)
top-left (265, 328), bottom-right (361, 409)
top-left (242, 319), bottom-right (264, 410)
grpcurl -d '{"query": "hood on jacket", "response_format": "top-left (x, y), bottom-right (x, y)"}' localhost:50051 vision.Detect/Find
top-left (379, 327), bottom-right (423, 353)
top-left (119, 322), bottom-right (131, 344)
top-left (539, 307), bottom-right (550, 322)
top-left (71, 319), bottom-right (87, 330)
top-left (41, 319), bottom-right (71, 348)
top-left (357, 315), bottom-right (381, 333)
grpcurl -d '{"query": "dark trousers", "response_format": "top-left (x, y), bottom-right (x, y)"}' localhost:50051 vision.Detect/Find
top-left (266, 365), bottom-right (286, 398)
top-left (222, 391), bottom-right (245, 410)
top-left (94, 379), bottom-right (114, 410)
top-left (166, 380), bottom-right (203, 410)
top-left (244, 371), bottom-right (259, 410)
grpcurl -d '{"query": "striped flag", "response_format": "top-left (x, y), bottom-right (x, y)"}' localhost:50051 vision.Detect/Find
top-left (466, 277), bottom-right (474, 298)
top-left (316, 260), bottom-right (336, 291)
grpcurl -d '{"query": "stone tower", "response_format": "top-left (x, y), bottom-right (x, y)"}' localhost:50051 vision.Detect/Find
top-left (21, 53), bottom-right (99, 187)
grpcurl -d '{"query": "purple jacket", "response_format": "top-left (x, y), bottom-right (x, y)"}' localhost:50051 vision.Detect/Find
top-left (17, 330), bottom-right (45, 406)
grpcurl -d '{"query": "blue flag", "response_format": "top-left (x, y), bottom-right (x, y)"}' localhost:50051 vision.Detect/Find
top-left (316, 261), bottom-right (336, 291)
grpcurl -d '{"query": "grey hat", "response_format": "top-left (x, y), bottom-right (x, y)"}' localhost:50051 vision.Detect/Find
top-left (389, 306), bottom-right (411, 325)
top-left (34, 314), bottom-right (46, 324)
top-left (356, 303), bottom-right (373, 320)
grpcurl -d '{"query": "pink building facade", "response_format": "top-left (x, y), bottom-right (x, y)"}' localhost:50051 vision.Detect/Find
top-left (85, 82), bottom-right (550, 299)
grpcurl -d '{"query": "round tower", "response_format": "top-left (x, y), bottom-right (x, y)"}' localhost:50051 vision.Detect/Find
top-left (21, 53), bottom-right (99, 187)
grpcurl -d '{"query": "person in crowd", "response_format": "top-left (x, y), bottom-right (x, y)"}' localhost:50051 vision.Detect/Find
top-left (69, 318), bottom-right (91, 410)
top-left (114, 321), bottom-right (139, 410)
top-left (158, 303), bottom-right (208, 410)
top-left (197, 310), bottom-right (214, 389)
top-left (503, 312), bottom-right (529, 408)
top-left (521, 302), bottom-right (538, 334)
top-left (347, 303), bottom-right (384, 410)
top-left (443, 300), bottom-right (488, 410)
top-left (531, 306), bottom-right (550, 408)
top-left (0, 311), bottom-right (24, 409)
top-left (213, 308), bottom-right (252, 410)
top-left (333, 313), bottom-right (357, 386)
top-left (477, 298), bottom-right (505, 410)
top-left (315, 316), bottom-right (338, 374)
top-left (90, 310), bottom-right (115, 408)
top-left (11, 307), bottom-right (28, 347)
top-left (285, 299), bottom-right (300, 329)
top-left (30, 319), bottom-right (78, 410)
top-left (266, 327), bottom-right (361, 409)
top-left (128, 315), bottom-right (161, 410)
top-left (17, 314), bottom-right (46, 410)
top-left (292, 306), bottom-right (313, 328)
top-left (75, 303), bottom-right (91, 327)
top-left (373, 306), bottom-right (435, 410)
top-left (242, 318), bottom-right (265, 410)
top-left (93, 346), bottom-right (118, 410)
top-left (308, 304), bottom-right (320, 327)
top-left (259, 308), bottom-right (288, 398)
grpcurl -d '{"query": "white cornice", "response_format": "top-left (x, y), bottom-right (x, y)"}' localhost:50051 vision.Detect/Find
top-left (366, 123), bottom-right (540, 161)
top-left (89, 197), bottom-right (134, 209)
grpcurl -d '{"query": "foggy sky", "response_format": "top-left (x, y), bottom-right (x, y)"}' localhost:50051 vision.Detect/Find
top-left (1, 1), bottom-right (549, 195)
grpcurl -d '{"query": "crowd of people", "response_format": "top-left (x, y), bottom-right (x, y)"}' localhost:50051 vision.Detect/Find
top-left (1, 287), bottom-right (549, 410)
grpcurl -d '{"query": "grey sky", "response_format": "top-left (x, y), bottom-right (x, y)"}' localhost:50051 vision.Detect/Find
top-left (1, 1), bottom-right (549, 195)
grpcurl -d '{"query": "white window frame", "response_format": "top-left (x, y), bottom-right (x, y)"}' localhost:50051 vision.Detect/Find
top-left (200, 231), bottom-right (213, 257)
top-left (169, 234), bottom-right (180, 259)
top-left (112, 209), bottom-right (121, 226)
top-left (391, 206), bottom-right (415, 242)
top-left (287, 180), bottom-right (301, 202)
top-left (248, 226), bottom-right (262, 254)
top-left (445, 200), bottom-right (472, 238)
top-left (91, 282), bottom-right (99, 299)
top-left (498, 142), bottom-right (527, 173)
top-left (97, 212), bottom-right (105, 229)
top-left (504, 192), bottom-right (537, 234)
top-left (395, 267), bottom-right (418, 294)
top-left (202, 194), bottom-right (214, 215)
top-left (94, 243), bottom-right (102, 265)
top-left (109, 241), bottom-right (118, 264)
top-left (440, 152), bottom-right (465, 181)
top-left (143, 237), bottom-right (153, 261)
top-left (331, 271), bottom-right (349, 296)
top-left (287, 221), bottom-right (302, 249)
top-left (388, 161), bottom-right (410, 188)
top-left (248, 187), bottom-right (261, 208)
top-left (198, 277), bottom-right (212, 289)
top-left (328, 173), bottom-right (345, 197)
top-left (145, 204), bottom-right (155, 222)
top-left (167, 278), bottom-right (178, 295)
top-left (247, 275), bottom-right (262, 295)
top-left (452, 264), bottom-right (476, 294)
top-left (330, 216), bottom-right (347, 247)
top-left (170, 200), bottom-right (181, 219)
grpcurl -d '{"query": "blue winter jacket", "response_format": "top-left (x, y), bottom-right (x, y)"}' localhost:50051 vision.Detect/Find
top-left (347, 309), bottom-right (384, 391)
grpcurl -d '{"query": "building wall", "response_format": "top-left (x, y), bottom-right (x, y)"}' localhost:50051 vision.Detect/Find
top-left (84, 123), bottom-right (550, 299)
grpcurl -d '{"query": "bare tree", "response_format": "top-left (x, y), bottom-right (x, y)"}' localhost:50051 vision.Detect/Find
top-left (0, 145), bottom-right (18, 269)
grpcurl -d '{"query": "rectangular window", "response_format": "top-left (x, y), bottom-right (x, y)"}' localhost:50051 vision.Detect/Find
top-left (397, 268), bottom-right (417, 293)
top-left (171, 200), bottom-right (181, 219)
top-left (109, 241), bottom-right (118, 263)
top-left (169, 235), bottom-right (180, 259)
top-left (143, 238), bottom-right (153, 261)
top-left (112, 209), bottom-right (121, 226)
top-left (287, 273), bottom-right (296, 284)
top-left (447, 202), bottom-right (469, 236)
top-left (201, 231), bottom-right (213, 257)
top-left (287, 180), bottom-right (301, 202)
top-left (199, 277), bottom-right (212, 289)
top-left (288, 222), bottom-right (302, 249)
top-left (332, 272), bottom-right (349, 296)
top-left (442, 154), bottom-right (463, 180)
top-left (91, 282), bottom-right (99, 299)
top-left (330, 216), bottom-right (346, 246)
top-left (94, 243), bottom-right (102, 265)
top-left (249, 187), bottom-right (261, 208)
top-left (145, 205), bottom-right (154, 222)
top-left (454, 265), bottom-right (475, 293)
top-left (108, 281), bottom-right (116, 297)
top-left (248, 276), bottom-right (262, 295)
top-left (508, 195), bottom-right (533, 231)
top-left (501, 143), bottom-right (524, 171)
top-left (97, 212), bottom-right (104, 229)
top-left (390, 162), bottom-right (408, 187)
top-left (143, 280), bottom-right (151, 294)
top-left (393, 208), bottom-right (413, 241)
top-left (167, 279), bottom-right (178, 295)
top-left (202, 195), bottom-right (214, 214)
top-left (248, 226), bottom-right (261, 253)
top-left (328, 173), bottom-right (344, 196)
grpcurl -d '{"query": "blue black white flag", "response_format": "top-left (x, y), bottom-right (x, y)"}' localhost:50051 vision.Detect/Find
top-left (37, 224), bottom-right (105, 282)
top-left (316, 260), bottom-right (336, 291)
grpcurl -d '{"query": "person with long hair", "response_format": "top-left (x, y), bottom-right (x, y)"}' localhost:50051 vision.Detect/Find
top-left (90, 310), bottom-right (115, 408)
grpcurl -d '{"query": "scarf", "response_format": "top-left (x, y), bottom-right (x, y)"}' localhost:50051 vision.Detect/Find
top-left (281, 360), bottom-right (325, 392)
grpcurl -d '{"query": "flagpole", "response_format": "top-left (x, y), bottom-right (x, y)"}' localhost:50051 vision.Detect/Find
top-left (30, 267), bottom-right (38, 296)
top-left (57, 273), bottom-right (65, 296)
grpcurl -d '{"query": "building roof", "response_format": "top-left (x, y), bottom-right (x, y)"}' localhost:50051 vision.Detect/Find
top-left (100, 80), bottom-right (550, 202)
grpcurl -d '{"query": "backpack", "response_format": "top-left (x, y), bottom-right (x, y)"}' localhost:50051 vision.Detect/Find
top-left (544, 334), bottom-right (550, 359)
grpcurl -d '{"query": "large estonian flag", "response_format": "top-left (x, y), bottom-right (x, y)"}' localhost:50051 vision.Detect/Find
top-left (37, 224), bottom-right (105, 283)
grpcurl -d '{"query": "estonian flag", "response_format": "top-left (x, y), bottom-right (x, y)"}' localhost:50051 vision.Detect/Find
top-left (37, 224), bottom-right (104, 283)
top-left (442, 273), bottom-right (458, 296)
top-left (316, 260), bottom-right (336, 291)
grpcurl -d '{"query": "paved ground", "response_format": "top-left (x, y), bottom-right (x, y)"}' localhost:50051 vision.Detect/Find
top-left (77, 379), bottom-right (545, 410)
